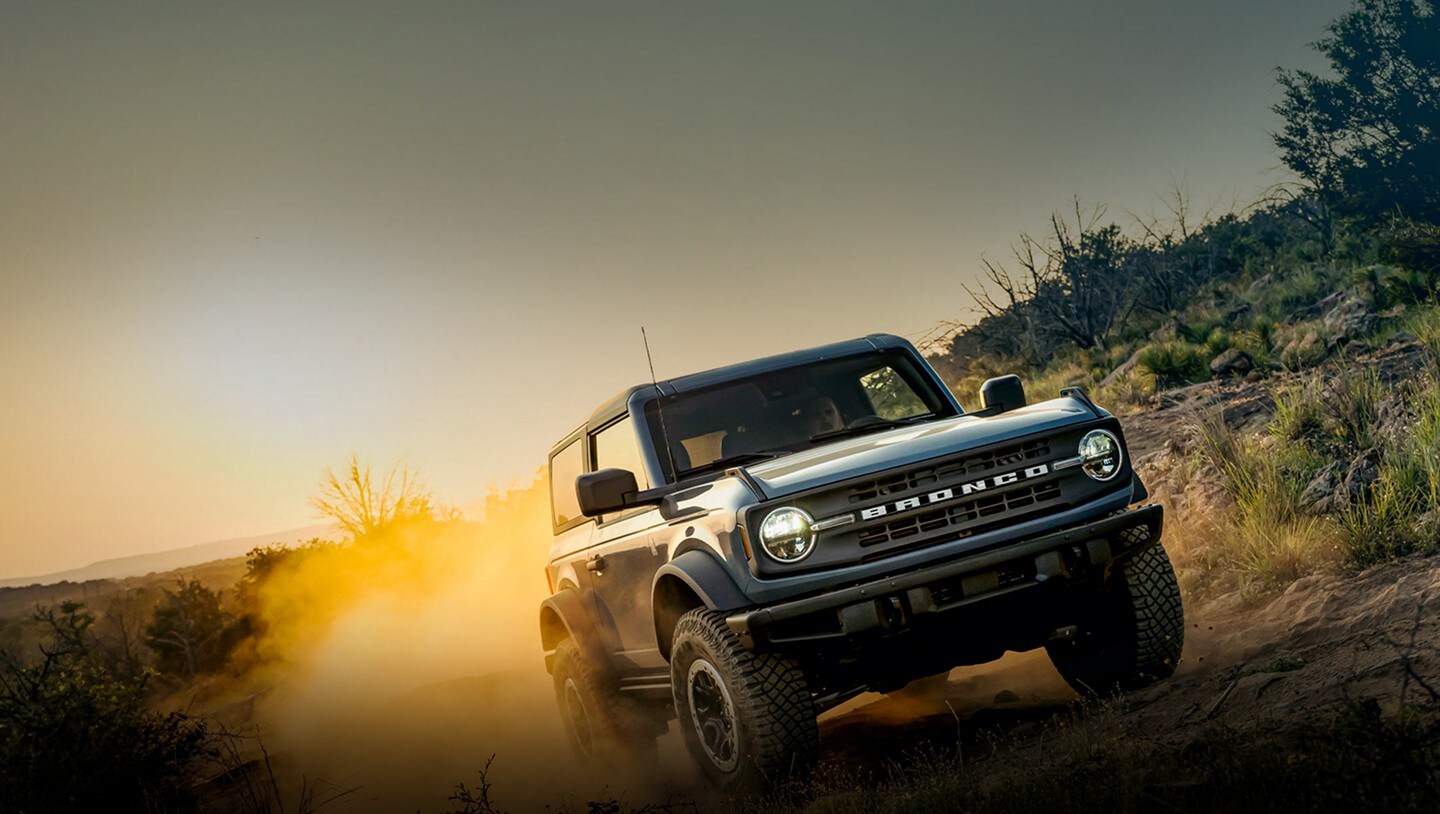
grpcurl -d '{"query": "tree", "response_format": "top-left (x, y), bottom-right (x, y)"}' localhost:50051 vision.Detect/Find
top-left (1274, 0), bottom-right (1440, 224)
top-left (965, 200), bottom-right (1138, 352)
top-left (144, 579), bottom-right (238, 679)
top-left (311, 455), bottom-right (434, 540)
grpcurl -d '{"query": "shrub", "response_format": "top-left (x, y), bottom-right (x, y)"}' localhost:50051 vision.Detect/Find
top-left (1137, 341), bottom-right (1210, 389)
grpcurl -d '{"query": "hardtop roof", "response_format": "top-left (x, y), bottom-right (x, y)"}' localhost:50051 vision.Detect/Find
top-left (560, 334), bottom-right (915, 448)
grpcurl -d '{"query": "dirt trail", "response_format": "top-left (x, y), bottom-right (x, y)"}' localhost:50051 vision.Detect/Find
top-left (818, 553), bottom-right (1440, 777)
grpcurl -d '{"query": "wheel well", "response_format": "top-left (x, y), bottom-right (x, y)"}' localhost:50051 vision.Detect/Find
top-left (540, 606), bottom-right (569, 651)
top-left (653, 575), bottom-right (706, 660)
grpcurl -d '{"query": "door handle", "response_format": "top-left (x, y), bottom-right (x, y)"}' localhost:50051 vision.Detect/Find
top-left (586, 555), bottom-right (606, 573)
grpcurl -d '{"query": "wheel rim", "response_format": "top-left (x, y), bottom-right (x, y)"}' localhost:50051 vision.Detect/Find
top-left (687, 657), bottom-right (739, 772)
top-left (562, 677), bottom-right (595, 755)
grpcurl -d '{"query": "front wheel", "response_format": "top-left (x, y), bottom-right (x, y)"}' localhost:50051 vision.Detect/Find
top-left (1047, 542), bottom-right (1185, 696)
top-left (670, 609), bottom-right (817, 795)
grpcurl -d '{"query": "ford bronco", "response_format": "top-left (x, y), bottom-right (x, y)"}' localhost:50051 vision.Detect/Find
top-left (539, 334), bottom-right (1183, 792)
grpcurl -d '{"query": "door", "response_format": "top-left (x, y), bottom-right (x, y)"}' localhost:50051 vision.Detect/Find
top-left (585, 415), bottom-right (669, 671)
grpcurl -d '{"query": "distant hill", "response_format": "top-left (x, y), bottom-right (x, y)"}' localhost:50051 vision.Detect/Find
top-left (0, 525), bottom-right (333, 589)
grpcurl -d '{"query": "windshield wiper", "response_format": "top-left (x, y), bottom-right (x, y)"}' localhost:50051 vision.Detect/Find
top-left (808, 414), bottom-right (933, 444)
top-left (675, 451), bottom-right (779, 479)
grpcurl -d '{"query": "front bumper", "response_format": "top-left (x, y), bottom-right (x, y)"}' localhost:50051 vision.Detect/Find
top-left (726, 504), bottom-right (1163, 651)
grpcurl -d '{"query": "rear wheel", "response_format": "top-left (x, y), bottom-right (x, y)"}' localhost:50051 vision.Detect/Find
top-left (551, 639), bottom-right (658, 764)
top-left (1047, 543), bottom-right (1184, 696)
top-left (670, 608), bottom-right (817, 795)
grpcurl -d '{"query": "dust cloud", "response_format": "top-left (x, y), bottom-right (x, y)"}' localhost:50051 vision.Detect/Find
top-left (212, 474), bottom-right (673, 812)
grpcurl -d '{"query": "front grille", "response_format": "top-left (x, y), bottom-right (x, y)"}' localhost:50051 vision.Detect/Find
top-left (856, 480), bottom-right (1063, 547)
top-left (846, 439), bottom-right (1051, 504)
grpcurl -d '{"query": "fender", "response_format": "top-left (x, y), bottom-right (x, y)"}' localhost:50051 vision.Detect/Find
top-left (652, 548), bottom-right (751, 613)
top-left (538, 588), bottom-right (608, 674)
top-left (1130, 471), bottom-right (1149, 503)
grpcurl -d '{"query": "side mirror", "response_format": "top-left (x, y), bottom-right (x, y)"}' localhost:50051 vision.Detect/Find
top-left (576, 468), bottom-right (641, 517)
top-left (980, 375), bottom-right (1026, 414)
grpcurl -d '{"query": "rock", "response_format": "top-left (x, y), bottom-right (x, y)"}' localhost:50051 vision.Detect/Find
top-left (993, 689), bottom-right (1020, 704)
top-left (1226, 301), bottom-right (1252, 322)
top-left (1342, 450), bottom-right (1381, 505)
top-left (1283, 331), bottom-right (1327, 367)
top-left (1322, 296), bottom-right (1378, 341)
top-left (1151, 318), bottom-right (1184, 343)
top-left (1344, 339), bottom-right (1368, 356)
top-left (1101, 347), bottom-right (1145, 387)
top-left (1245, 368), bottom-right (1266, 383)
top-left (1210, 348), bottom-right (1254, 377)
top-left (1300, 462), bottom-right (1341, 514)
top-left (1248, 273), bottom-right (1277, 293)
top-left (1389, 331), bottom-right (1419, 345)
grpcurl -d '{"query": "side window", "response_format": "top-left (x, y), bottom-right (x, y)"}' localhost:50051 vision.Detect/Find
top-left (549, 438), bottom-right (584, 530)
top-left (592, 416), bottom-right (652, 491)
top-left (860, 367), bottom-right (929, 420)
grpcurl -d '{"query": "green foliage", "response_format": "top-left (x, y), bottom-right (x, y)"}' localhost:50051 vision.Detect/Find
top-left (1192, 410), bottom-right (1340, 591)
top-left (1137, 341), bottom-right (1210, 389)
top-left (144, 578), bottom-right (241, 679)
top-left (1273, 0), bottom-right (1440, 224)
top-left (0, 604), bottom-right (215, 813)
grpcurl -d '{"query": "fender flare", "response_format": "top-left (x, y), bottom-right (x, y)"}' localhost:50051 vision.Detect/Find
top-left (652, 549), bottom-right (751, 613)
top-left (538, 588), bottom-right (607, 674)
top-left (650, 549), bottom-right (750, 659)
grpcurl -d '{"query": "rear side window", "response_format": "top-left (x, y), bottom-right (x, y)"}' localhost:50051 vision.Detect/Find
top-left (549, 439), bottom-right (584, 530)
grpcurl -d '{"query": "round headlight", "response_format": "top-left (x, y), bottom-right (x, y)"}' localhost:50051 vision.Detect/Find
top-left (758, 507), bottom-right (816, 562)
top-left (1078, 430), bottom-right (1123, 481)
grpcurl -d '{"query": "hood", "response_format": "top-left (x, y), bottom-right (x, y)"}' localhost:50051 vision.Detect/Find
top-left (741, 396), bottom-right (1100, 498)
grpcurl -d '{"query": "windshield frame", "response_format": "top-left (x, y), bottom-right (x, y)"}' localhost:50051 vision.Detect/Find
top-left (641, 348), bottom-right (962, 484)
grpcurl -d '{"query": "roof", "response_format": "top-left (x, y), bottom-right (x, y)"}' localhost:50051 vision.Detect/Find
top-left (580, 333), bottom-right (912, 431)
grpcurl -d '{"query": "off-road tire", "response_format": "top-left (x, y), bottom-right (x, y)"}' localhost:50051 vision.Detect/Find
top-left (1047, 542), bottom-right (1184, 697)
top-left (551, 638), bottom-right (659, 765)
top-left (670, 608), bottom-right (817, 795)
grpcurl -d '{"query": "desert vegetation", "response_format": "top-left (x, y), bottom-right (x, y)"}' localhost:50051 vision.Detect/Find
top-left (1, 0), bottom-right (1437, 811)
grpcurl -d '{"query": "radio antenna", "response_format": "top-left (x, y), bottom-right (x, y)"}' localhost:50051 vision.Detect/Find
top-left (642, 327), bottom-right (678, 481)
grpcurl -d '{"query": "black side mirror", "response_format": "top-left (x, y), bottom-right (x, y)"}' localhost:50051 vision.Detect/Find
top-left (576, 468), bottom-right (640, 517)
top-left (980, 375), bottom-right (1026, 414)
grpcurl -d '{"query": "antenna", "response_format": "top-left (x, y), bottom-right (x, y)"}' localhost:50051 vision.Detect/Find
top-left (643, 327), bottom-right (678, 481)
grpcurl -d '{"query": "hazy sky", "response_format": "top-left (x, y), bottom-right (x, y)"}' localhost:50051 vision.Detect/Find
top-left (0, 0), bottom-right (1348, 577)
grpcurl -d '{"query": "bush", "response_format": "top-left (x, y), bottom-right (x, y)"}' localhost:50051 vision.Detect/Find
top-left (0, 605), bottom-right (216, 813)
top-left (1137, 341), bottom-right (1210, 389)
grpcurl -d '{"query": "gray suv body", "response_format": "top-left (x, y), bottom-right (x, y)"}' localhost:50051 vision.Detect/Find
top-left (539, 334), bottom-right (1182, 792)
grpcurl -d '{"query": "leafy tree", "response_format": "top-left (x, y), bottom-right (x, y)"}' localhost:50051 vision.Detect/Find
top-left (1274, 0), bottom-right (1440, 224)
top-left (311, 455), bottom-right (435, 540)
top-left (144, 579), bottom-right (239, 679)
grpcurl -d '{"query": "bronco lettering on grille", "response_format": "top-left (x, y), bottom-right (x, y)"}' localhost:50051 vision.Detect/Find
top-left (853, 463), bottom-right (1051, 521)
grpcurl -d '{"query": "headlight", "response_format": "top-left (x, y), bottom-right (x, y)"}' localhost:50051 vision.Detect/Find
top-left (1078, 430), bottom-right (1123, 481)
top-left (758, 507), bottom-right (816, 562)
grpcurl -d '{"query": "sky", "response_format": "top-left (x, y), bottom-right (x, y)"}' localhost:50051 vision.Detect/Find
top-left (0, 0), bottom-right (1350, 578)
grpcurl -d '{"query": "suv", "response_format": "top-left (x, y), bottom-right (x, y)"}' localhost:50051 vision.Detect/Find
top-left (540, 334), bottom-right (1182, 792)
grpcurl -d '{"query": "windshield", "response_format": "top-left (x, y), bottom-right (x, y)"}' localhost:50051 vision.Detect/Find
top-left (644, 349), bottom-right (959, 480)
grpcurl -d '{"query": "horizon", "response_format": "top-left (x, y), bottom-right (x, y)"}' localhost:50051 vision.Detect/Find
top-left (0, 0), bottom-right (1349, 576)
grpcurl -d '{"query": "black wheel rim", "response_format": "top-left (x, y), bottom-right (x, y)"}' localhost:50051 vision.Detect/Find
top-left (687, 658), bottom-right (738, 772)
top-left (562, 677), bottom-right (595, 755)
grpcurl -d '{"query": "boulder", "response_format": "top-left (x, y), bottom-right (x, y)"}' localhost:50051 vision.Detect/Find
top-left (1300, 462), bottom-right (1341, 515)
top-left (1150, 318), bottom-right (1184, 343)
top-left (1210, 348), bottom-right (1254, 377)
top-left (1100, 347), bottom-right (1145, 387)
top-left (1341, 450), bottom-right (1381, 506)
top-left (1322, 297), bottom-right (1378, 341)
top-left (1245, 368), bottom-right (1266, 383)
top-left (1248, 272), bottom-right (1277, 293)
top-left (1344, 339), bottom-right (1368, 356)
